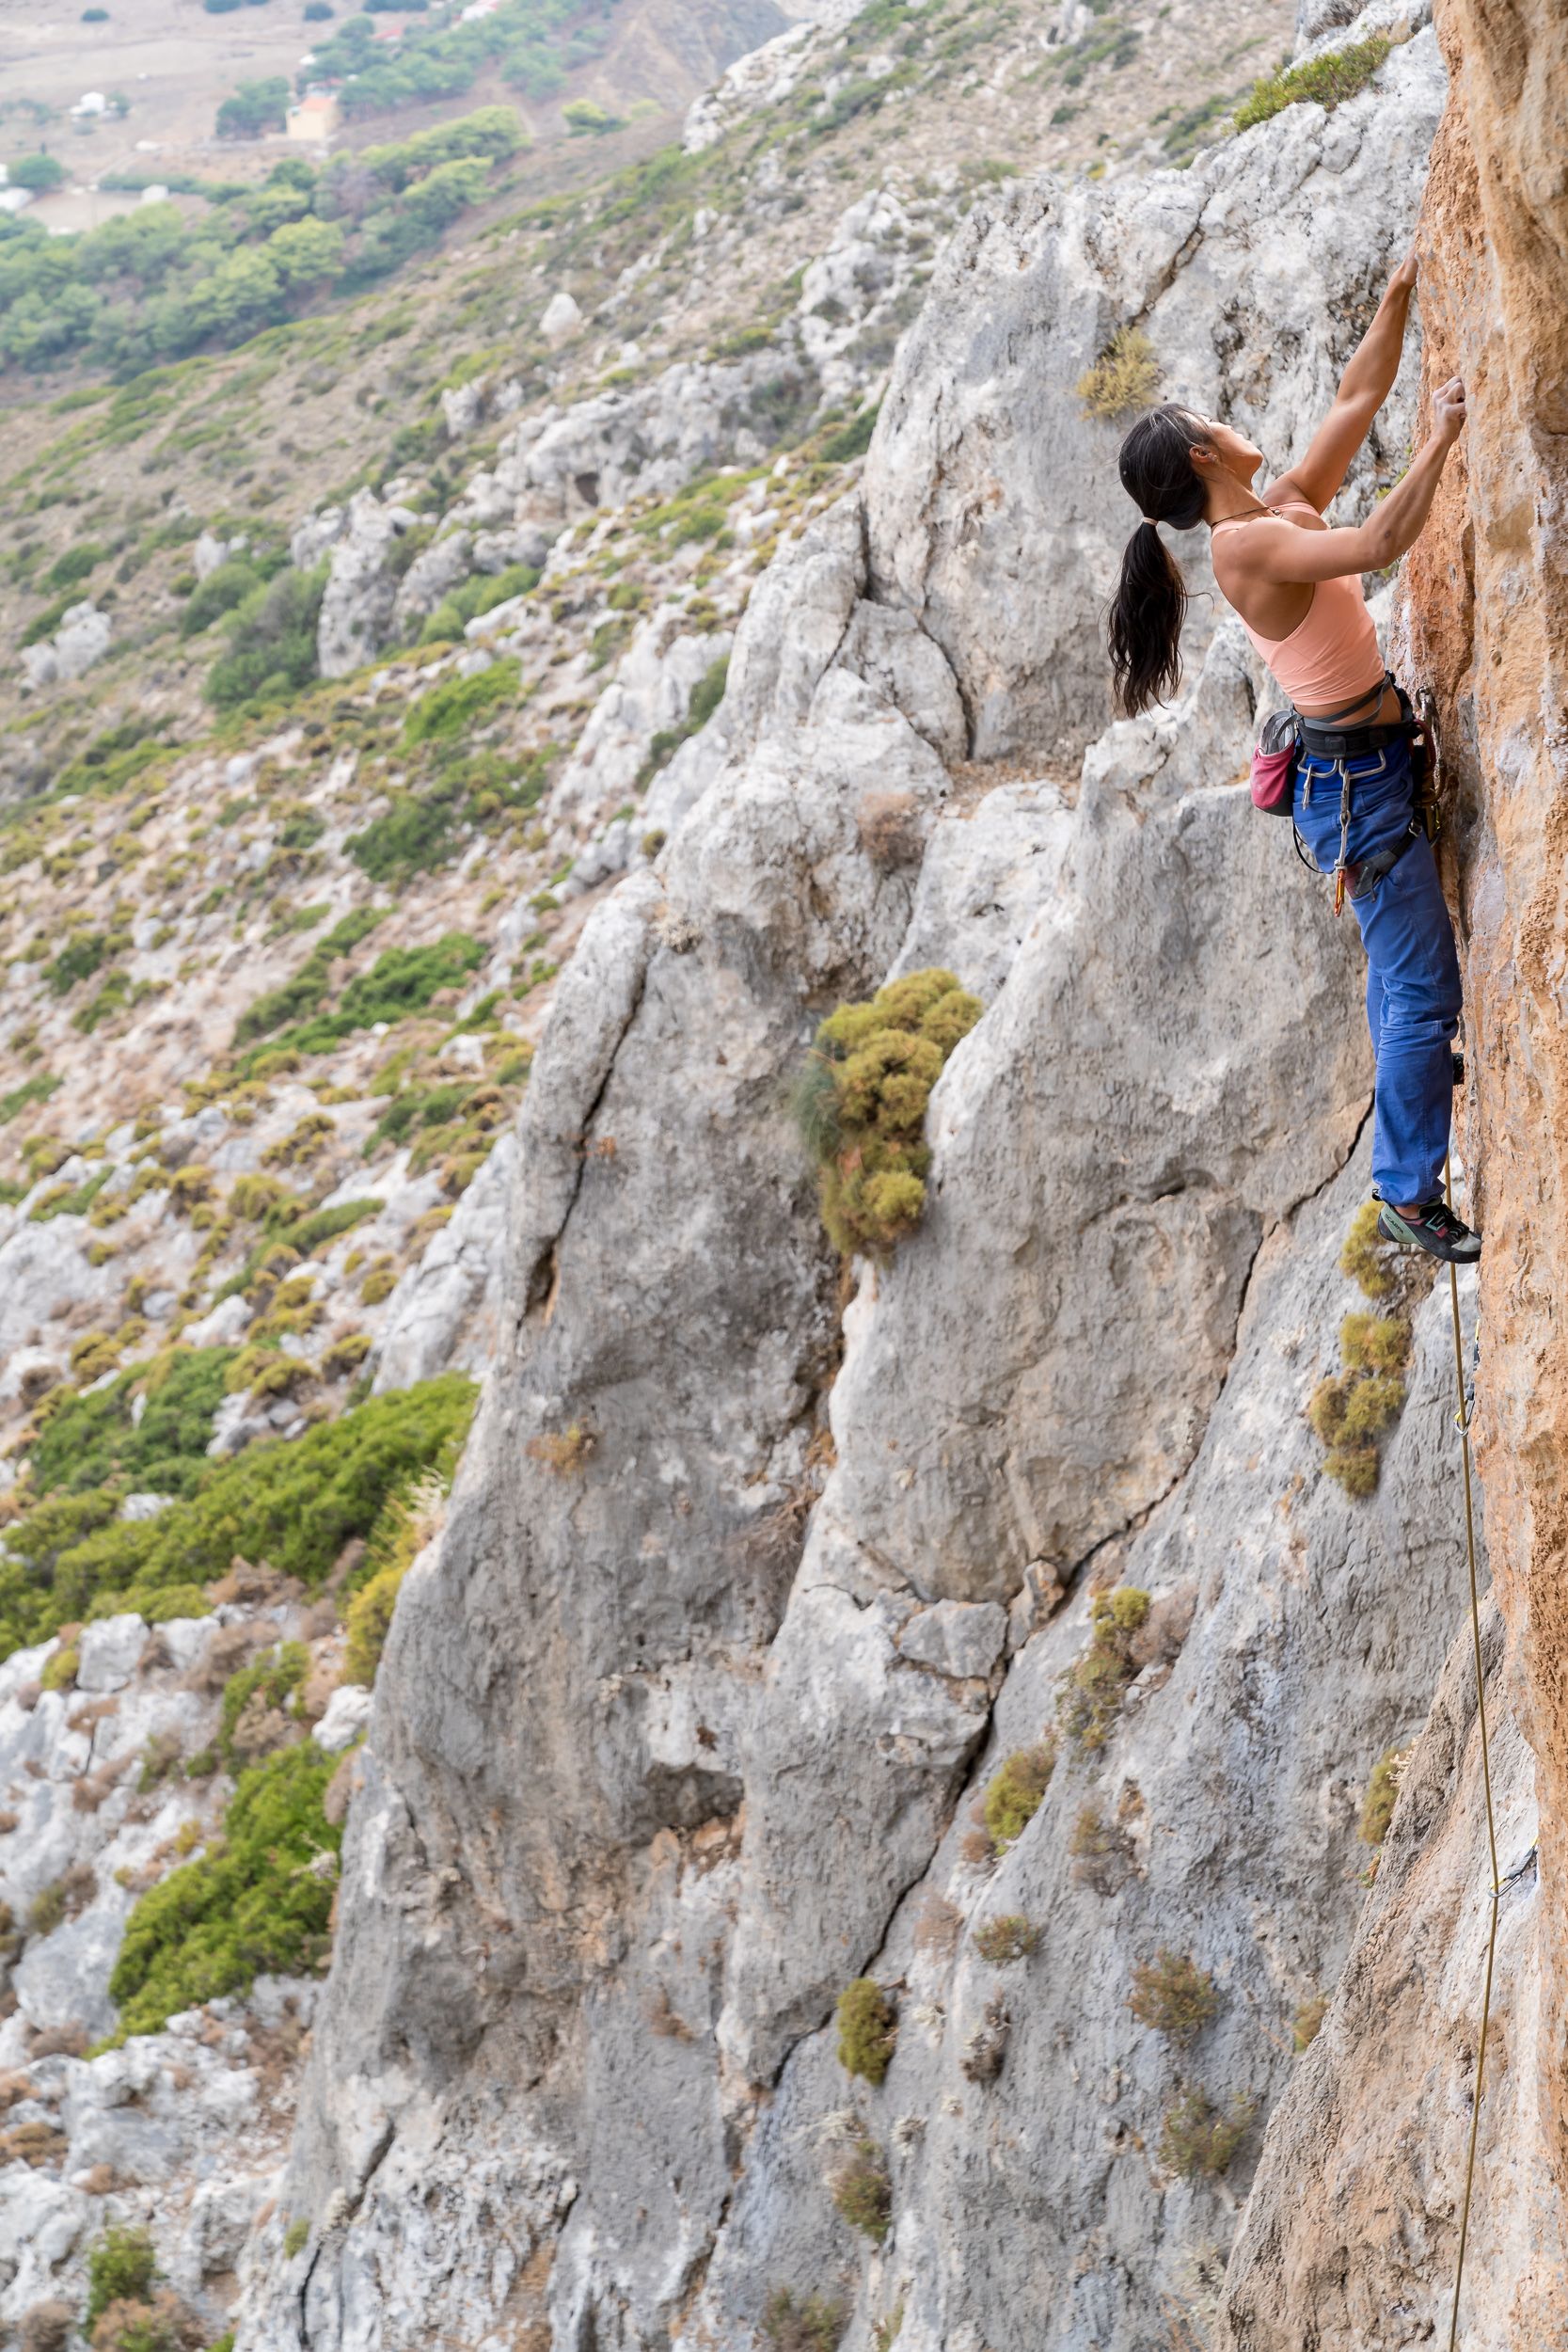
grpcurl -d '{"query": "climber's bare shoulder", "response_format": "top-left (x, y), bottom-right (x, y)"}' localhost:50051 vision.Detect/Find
top-left (1259, 474), bottom-right (1328, 525)
top-left (1216, 488), bottom-right (1374, 589)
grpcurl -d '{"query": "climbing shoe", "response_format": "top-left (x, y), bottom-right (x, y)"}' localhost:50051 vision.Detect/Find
top-left (1376, 1200), bottom-right (1482, 1263)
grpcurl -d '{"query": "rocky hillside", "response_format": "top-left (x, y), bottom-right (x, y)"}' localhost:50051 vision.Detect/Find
top-left (8, 0), bottom-right (1565, 2346)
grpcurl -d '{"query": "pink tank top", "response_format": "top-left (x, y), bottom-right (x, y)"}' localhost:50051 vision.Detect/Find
top-left (1212, 497), bottom-right (1385, 708)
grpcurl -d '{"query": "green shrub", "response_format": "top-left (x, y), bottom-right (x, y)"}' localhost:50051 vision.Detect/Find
top-left (1157, 2086), bottom-right (1255, 2180)
top-left (108, 1741), bottom-right (341, 2038)
top-left (131, 1584), bottom-right (211, 1625)
top-left (233, 908), bottom-right (385, 1045)
top-left (835, 1977), bottom-right (896, 2084)
top-left (29, 1346), bottom-right (238, 1499)
top-left (1127, 1948), bottom-right (1219, 2043)
top-left (345, 791), bottom-right (458, 882)
top-left (206, 565), bottom-right (326, 712)
top-left (220, 1640), bottom-right (308, 1763)
top-left (1076, 326), bottom-right (1160, 421)
top-left (981, 1740), bottom-right (1055, 1851)
top-left (47, 930), bottom-right (109, 995)
top-left (1057, 1588), bottom-right (1150, 1748)
top-left (401, 658), bottom-right (519, 746)
top-left (635, 653), bottom-right (729, 787)
top-left (1338, 1199), bottom-right (1397, 1298)
top-left (419, 562), bottom-right (540, 644)
top-left (0, 1376), bottom-right (476, 1661)
top-left (1339, 1311), bottom-right (1410, 1375)
top-left (343, 1467), bottom-right (446, 1681)
top-left (85, 2226), bottom-right (157, 2328)
top-left (180, 558), bottom-right (262, 636)
top-left (828, 2131), bottom-right (892, 2244)
top-left (1292, 1993), bottom-right (1327, 2051)
top-left (40, 1645), bottom-right (79, 1693)
top-left (283, 2219), bottom-right (309, 2259)
top-left (45, 541), bottom-right (104, 590)
top-left (816, 403), bottom-right (879, 463)
top-left (1232, 36), bottom-right (1392, 132)
top-left (762, 2288), bottom-right (846, 2352)
top-left (0, 1072), bottom-right (60, 1124)
top-left (245, 936), bottom-right (486, 1063)
top-left (796, 968), bottom-right (981, 1257)
top-left (1358, 1744), bottom-right (1409, 1846)
top-left (973, 1914), bottom-right (1039, 1964)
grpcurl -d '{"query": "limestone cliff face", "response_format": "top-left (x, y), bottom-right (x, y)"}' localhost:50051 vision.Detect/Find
top-left (1222, 3), bottom-right (1568, 2344)
top-left (231, 19), bottom-right (1528, 2351)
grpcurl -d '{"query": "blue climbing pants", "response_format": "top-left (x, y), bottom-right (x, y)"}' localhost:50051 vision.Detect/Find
top-left (1293, 735), bottom-right (1462, 1206)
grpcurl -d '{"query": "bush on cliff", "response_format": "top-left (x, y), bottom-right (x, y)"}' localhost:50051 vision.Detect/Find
top-left (28, 1346), bottom-right (238, 1499)
top-left (980, 1740), bottom-right (1056, 1851)
top-left (1232, 36), bottom-right (1393, 133)
top-left (1157, 2085), bottom-right (1255, 2180)
top-left (0, 1376), bottom-right (477, 1661)
top-left (1057, 1588), bottom-right (1150, 1748)
top-left (794, 968), bottom-right (982, 1258)
top-left (1076, 325), bottom-right (1160, 421)
top-left (1127, 1948), bottom-right (1219, 2043)
top-left (835, 1977), bottom-right (896, 2084)
top-left (107, 1740), bottom-right (341, 2038)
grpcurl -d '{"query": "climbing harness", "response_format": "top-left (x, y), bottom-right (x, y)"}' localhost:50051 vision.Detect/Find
top-left (1440, 1145), bottom-right (1500, 2352)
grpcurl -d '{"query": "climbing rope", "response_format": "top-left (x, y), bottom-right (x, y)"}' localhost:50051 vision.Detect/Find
top-left (1442, 1145), bottom-right (1500, 2352)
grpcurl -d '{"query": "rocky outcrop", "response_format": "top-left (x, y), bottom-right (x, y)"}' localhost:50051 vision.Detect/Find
top-left (1221, 1), bottom-right (1568, 2342)
top-left (864, 21), bottom-right (1442, 763)
top-left (235, 20), bottom-right (1487, 2346)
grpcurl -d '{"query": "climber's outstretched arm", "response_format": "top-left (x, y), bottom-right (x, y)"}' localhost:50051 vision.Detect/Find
top-left (1235, 377), bottom-right (1467, 584)
top-left (1268, 249), bottom-right (1418, 514)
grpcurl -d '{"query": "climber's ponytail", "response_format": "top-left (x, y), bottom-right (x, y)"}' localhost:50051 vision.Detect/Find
top-left (1108, 520), bottom-right (1190, 718)
top-left (1106, 403), bottom-right (1214, 719)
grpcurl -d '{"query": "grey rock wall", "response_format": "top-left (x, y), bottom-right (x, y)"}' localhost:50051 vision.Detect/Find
top-left (235, 16), bottom-right (1502, 2352)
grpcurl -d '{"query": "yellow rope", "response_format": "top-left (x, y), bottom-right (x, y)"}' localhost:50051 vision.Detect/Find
top-left (1443, 1148), bottom-right (1500, 2352)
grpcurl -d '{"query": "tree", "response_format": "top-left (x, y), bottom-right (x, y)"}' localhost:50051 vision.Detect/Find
top-left (215, 76), bottom-right (289, 139)
top-left (562, 98), bottom-right (624, 136)
top-left (8, 153), bottom-right (68, 193)
top-left (266, 215), bottom-right (343, 285)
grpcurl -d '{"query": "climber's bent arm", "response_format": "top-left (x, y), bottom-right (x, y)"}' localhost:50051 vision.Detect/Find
top-left (1235, 393), bottom-right (1465, 586)
top-left (1268, 254), bottom-right (1417, 512)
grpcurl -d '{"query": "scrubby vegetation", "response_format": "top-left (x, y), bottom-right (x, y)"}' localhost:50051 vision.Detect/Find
top-left (342, 1468), bottom-right (447, 1683)
top-left (980, 1740), bottom-right (1055, 1852)
top-left (303, 3), bottom-right (606, 120)
top-left (0, 1375), bottom-right (476, 1661)
top-left (973, 1914), bottom-right (1038, 1964)
top-left (827, 2129), bottom-right (893, 2245)
top-left (762, 2287), bottom-right (846, 2352)
top-left (1292, 1993), bottom-right (1328, 2051)
top-left (1057, 1587), bottom-right (1150, 1748)
top-left (795, 968), bottom-right (982, 1257)
top-left (836, 1976), bottom-right (897, 2085)
top-left (85, 2228), bottom-right (158, 2329)
top-left (28, 1346), bottom-right (237, 1499)
top-left (1076, 325), bottom-right (1160, 421)
top-left (1232, 36), bottom-right (1393, 133)
top-left (107, 1738), bottom-right (341, 2038)
top-left (1157, 2086), bottom-right (1255, 2180)
top-left (1308, 1207), bottom-right (1423, 1494)
top-left (1358, 1743), bottom-right (1410, 1847)
top-left (1127, 1948), bottom-right (1219, 2043)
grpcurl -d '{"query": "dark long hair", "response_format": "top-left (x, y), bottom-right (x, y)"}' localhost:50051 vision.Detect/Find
top-left (1107, 404), bottom-right (1214, 717)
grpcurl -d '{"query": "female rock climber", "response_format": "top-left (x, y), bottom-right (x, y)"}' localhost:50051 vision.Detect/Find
top-left (1104, 251), bottom-right (1480, 1264)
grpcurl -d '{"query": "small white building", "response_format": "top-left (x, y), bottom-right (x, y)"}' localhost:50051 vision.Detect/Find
top-left (286, 90), bottom-right (341, 143)
top-left (71, 90), bottom-right (108, 118)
